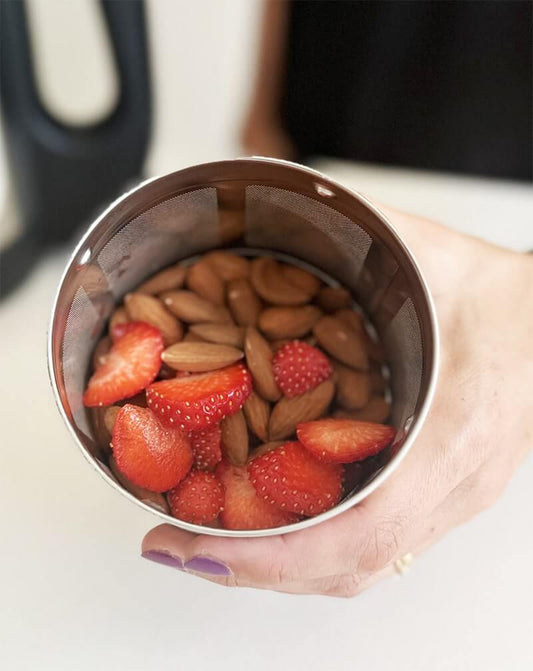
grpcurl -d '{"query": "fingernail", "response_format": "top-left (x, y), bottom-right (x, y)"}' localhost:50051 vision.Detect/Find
top-left (184, 555), bottom-right (232, 576)
top-left (141, 550), bottom-right (184, 569)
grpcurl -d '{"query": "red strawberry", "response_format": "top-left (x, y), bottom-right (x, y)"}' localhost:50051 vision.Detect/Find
top-left (216, 460), bottom-right (299, 530)
top-left (112, 404), bottom-right (193, 492)
top-left (167, 470), bottom-right (224, 525)
top-left (272, 341), bottom-right (332, 397)
top-left (189, 425), bottom-right (222, 471)
top-left (83, 322), bottom-right (163, 407)
top-left (248, 441), bottom-right (343, 516)
top-left (297, 418), bottom-right (395, 463)
top-left (146, 363), bottom-right (252, 431)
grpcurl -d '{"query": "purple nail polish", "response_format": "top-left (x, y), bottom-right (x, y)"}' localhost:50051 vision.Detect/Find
top-left (141, 550), bottom-right (183, 569)
top-left (184, 556), bottom-right (232, 576)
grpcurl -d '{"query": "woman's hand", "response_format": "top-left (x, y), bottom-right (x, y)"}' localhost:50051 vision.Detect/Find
top-left (141, 205), bottom-right (533, 597)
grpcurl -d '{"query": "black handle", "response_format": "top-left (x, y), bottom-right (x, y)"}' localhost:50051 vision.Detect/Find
top-left (0, 0), bottom-right (151, 298)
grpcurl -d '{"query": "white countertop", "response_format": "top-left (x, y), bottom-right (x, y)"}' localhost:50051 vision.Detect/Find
top-left (1, 161), bottom-right (532, 671)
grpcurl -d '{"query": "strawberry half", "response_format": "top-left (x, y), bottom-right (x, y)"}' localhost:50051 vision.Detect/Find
top-left (112, 404), bottom-right (193, 492)
top-left (189, 425), bottom-right (222, 471)
top-left (83, 321), bottom-right (163, 407)
top-left (168, 470), bottom-right (224, 525)
top-left (248, 441), bottom-right (343, 516)
top-left (216, 460), bottom-right (299, 530)
top-left (297, 418), bottom-right (395, 463)
top-left (272, 341), bottom-right (332, 397)
top-left (146, 363), bottom-right (252, 431)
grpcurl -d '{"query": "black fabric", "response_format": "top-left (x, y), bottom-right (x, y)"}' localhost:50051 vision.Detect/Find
top-left (282, 0), bottom-right (532, 181)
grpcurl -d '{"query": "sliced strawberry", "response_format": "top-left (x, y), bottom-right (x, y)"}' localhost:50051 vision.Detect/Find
top-left (297, 418), bottom-right (395, 463)
top-left (216, 460), bottom-right (299, 530)
top-left (112, 404), bottom-right (193, 492)
top-left (248, 441), bottom-right (343, 516)
top-left (167, 470), bottom-right (224, 525)
top-left (146, 363), bottom-right (252, 431)
top-left (189, 425), bottom-right (222, 471)
top-left (272, 341), bottom-right (332, 397)
top-left (83, 322), bottom-right (163, 407)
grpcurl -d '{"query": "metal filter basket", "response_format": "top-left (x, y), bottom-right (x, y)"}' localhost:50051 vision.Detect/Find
top-left (48, 158), bottom-right (439, 537)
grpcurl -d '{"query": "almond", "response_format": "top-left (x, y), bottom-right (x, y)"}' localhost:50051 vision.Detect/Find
top-left (243, 391), bottom-right (270, 442)
top-left (281, 264), bottom-right (322, 297)
top-left (103, 406), bottom-right (121, 435)
top-left (317, 286), bottom-right (351, 312)
top-left (258, 305), bottom-right (322, 339)
top-left (335, 308), bottom-right (366, 335)
top-left (182, 331), bottom-right (206, 343)
top-left (157, 363), bottom-right (178, 379)
top-left (313, 315), bottom-right (369, 370)
top-left (227, 278), bottom-right (262, 326)
top-left (136, 263), bottom-right (186, 295)
top-left (220, 410), bottom-right (249, 465)
top-left (250, 257), bottom-right (311, 305)
top-left (189, 323), bottom-right (245, 348)
top-left (186, 260), bottom-right (225, 305)
top-left (109, 455), bottom-right (170, 514)
top-left (204, 250), bottom-right (250, 280)
top-left (269, 379), bottom-right (335, 440)
top-left (250, 440), bottom-right (284, 459)
top-left (333, 395), bottom-right (391, 424)
top-left (160, 290), bottom-right (232, 323)
top-left (333, 361), bottom-right (370, 410)
top-left (244, 327), bottom-right (281, 402)
top-left (90, 407), bottom-right (112, 456)
top-left (92, 336), bottom-right (111, 370)
top-left (109, 306), bottom-right (128, 333)
top-left (162, 342), bottom-right (243, 372)
top-left (370, 364), bottom-right (388, 393)
top-left (124, 293), bottom-right (183, 345)
top-left (270, 338), bottom-right (292, 352)
top-left (367, 336), bottom-right (386, 363)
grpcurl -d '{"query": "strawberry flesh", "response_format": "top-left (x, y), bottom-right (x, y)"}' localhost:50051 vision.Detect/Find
top-left (83, 321), bottom-right (163, 407)
top-left (112, 404), bottom-right (193, 492)
top-left (189, 425), bottom-right (222, 471)
top-left (217, 460), bottom-right (299, 530)
top-left (297, 418), bottom-right (395, 463)
top-left (273, 341), bottom-right (332, 397)
top-left (146, 363), bottom-right (252, 431)
top-left (168, 470), bottom-right (224, 525)
top-left (248, 441), bottom-right (343, 516)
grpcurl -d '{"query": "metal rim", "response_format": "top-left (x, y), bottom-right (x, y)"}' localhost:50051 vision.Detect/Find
top-left (48, 157), bottom-right (440, 538)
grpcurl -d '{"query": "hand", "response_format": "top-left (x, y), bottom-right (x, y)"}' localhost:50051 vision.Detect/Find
top-left (141, 205), bottom-right (533, 597)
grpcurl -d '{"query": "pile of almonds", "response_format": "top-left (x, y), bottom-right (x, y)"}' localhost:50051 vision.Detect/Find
top-left (89, 251), bottom-right (393, 528)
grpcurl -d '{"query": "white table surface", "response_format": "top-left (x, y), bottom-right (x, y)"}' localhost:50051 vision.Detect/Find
top-left (1, 161), bottom-right (532, 671)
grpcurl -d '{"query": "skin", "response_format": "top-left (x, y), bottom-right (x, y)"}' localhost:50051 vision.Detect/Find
top-left (142, 207), bottom-right (533, 596)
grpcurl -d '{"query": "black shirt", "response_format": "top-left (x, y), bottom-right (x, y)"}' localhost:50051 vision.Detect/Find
top-left (282, 0), bottom-right (532, 181)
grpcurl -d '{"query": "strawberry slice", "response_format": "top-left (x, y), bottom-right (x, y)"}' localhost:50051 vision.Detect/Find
top-left (146, 363), bottom-right (252, 431)
top-left (272, 341), bottom-right (332, 397)
top-left (297, 418), bottom-right (395, 463)
top-left (83, 322), bottom-right (163, 407)
top-left (167, 470), bottom-right (224, 525)
top-left (216, 460), bottom-right (299, 530)
top-left (248, 441), bottom-right (343, 516)
top-left (189, 425), bottom-right (222, 471)
top-left (112, 404), bottom-right (193, 492)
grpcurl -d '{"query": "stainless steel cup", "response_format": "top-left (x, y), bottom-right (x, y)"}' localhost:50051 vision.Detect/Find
top-left (48, 158), bottom-right (439, 537)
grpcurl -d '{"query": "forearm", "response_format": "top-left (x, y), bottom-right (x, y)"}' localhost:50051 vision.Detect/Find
top-left (247, 0), bottom-right (288, 121)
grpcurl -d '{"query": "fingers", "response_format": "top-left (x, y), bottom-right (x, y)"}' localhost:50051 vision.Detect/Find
top-left (141, 409), bottom-right (472, 595)
top-left (141, 446), bottom-right (433, 590)
top-left (141, 522), bottom-right (397, 597)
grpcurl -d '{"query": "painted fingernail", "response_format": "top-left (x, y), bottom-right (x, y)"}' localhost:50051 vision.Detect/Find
top-left (184, 555), bottom-right (232, 576)
top-left (141, 550), bottom-right (184, 569)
